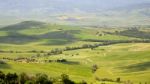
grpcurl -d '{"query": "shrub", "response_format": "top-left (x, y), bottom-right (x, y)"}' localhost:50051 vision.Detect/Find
top-left (116, 77), bottom-right (121, 82)
top-left (0, 60), bottom-right (6, 64)
top-left (19, 72), bottom-right (29, 84)
top-left (92, 64), bottom-right (98, 73)
top-left (61, 74), bottom-right (74, 84)
top-left (35, 73), bottom-right (52, 84)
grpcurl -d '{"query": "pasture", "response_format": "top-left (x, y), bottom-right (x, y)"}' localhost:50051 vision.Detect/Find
top-left (0, 22), bottom-right (150, 83)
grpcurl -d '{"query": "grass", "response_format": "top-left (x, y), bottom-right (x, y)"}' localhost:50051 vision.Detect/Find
top-left (0, 23), bottom-right (141, 45)
top-left (74, 29), bottom-right (139, 40)
top-left (0, 31), bottom-right (8, 36)
top-left (0, 62), bottom-right (92, 82)
top-left (0, 43), bottom-right (150, 83)
top-left (0, 23), bottom-right (150, 83)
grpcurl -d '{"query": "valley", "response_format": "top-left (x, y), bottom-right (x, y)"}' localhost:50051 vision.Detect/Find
top-left (0, 21), bottom-right (150, 83)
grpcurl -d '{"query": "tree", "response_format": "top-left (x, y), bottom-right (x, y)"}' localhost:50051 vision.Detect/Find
top-left (19, 72), bottom-right (29, 84)
top-left (79, 80), bottom-right (87, 84)
top-left (25, 80), bottom-right (35, 84)
top-left (116, 77), bottom-right (121, 82)
top-left (5, 73), bottom-right (18, 84)
top-left (61, 74), bottom-right (74, 84)
top-left (0, 71), bottom-right (5, 80)
top-left (35, 73), bottom-right (52, 84)
top-left (0, 60), bottom-right (6, 64)
top-left (92, 64), bottom-right (98, 73)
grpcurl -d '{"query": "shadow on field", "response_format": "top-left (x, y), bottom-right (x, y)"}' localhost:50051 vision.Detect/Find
top-left (0, 64), bottom-right (11, 69)
top-left (42, 39), bottom-right (75, 45)
top-left (62, 61), bottom-right (80, 65)
top-left (0, 32), bottom-right (38, 44)
top-left (110, 29), bottom-right (150, 39)
top-left (119, 61), bottom-right (150, 72)
top-left (0, 30), bottom-right (80, 45)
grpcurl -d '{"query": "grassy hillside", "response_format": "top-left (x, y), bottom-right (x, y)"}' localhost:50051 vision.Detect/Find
top-left (0, 21), bottom-right (140, 45)
top-left (0, 21), bottom-right (150, 83)
top-left (0, 43), bottom-right (150, 83)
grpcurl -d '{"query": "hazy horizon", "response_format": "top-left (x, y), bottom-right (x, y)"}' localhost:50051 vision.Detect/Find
top-left (0, 0), bottom-right (150, 26)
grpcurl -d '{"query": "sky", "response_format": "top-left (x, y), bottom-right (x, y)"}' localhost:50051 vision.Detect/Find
top-left (0, 0), bottom-right (149, 25)
top-left (0, 0), bottom-right (149, 13)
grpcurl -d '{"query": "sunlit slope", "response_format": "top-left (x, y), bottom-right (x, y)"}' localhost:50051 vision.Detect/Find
top-left (0, 21), bottom-right (140, 45)
top-left (0, 43), bottom-right (150, 83)
top-left (0, 21), bottom-right (150, 83)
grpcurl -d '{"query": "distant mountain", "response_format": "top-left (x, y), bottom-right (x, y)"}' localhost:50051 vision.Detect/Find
top-left (62, 3), bottom-right (150, 26)
top-left (0, 21), bottom-right (46, 31)
top-left (0, 0), bottom-right (149, 26)
top-left (114, 3), bottom-right (150, 17)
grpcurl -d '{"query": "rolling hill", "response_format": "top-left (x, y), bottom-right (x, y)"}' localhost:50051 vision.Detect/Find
top-left (0, 0), bottom-right (150, 83)
top-left (0, 21), bottom-right (142, 45)
top-left (0, 21), bottom-right (150, 83)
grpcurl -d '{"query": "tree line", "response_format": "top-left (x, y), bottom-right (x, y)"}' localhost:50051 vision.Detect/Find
top-left (0, 71), bottom-right (87, 84)
top-left (1, 70), bottom-right (145, 84)
top-left (1, 57), bottom-right (70, 64)
top-left (1, 39), bottom-right (150, 58)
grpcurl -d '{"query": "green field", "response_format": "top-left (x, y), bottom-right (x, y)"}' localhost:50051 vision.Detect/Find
top-left (0, 21), bottom-right (150, 84)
